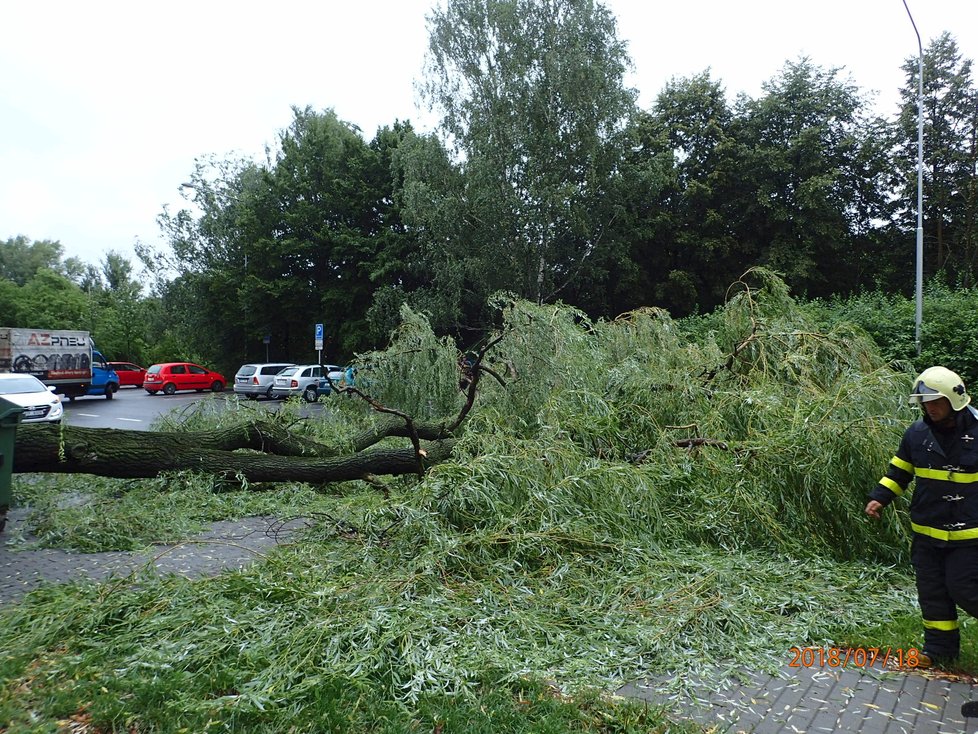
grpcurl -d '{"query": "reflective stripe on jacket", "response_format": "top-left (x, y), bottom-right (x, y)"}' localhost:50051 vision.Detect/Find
top-left (871, 405), bottom-right (978, 545)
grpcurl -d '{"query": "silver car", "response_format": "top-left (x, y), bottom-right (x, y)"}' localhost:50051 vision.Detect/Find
top-left (233, 363), bottom-right (296, 399)
top-left (272, 364), bottom-right (340, 402)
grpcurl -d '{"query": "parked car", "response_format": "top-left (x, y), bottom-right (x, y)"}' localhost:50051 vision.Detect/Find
top-left (108, 361), bottom-right (148, 388)
top-left (143, 362), bottom-right (226, 395)
top-left (272, 364), bottom-right (339, 402)
top-left (0, 373), bottom-right (64, 423)
top-left (233, 362), bottom-right (295, 400)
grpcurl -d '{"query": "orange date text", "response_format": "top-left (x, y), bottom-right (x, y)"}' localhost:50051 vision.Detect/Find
top-left (788, 646), bottom-right (921, 669)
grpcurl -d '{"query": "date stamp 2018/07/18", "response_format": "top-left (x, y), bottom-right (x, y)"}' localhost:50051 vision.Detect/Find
top-left (788, 646), bottom-right (922, 669)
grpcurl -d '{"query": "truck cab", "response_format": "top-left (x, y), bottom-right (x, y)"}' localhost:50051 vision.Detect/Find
top-left (84, 350), bottom-right (120, 399)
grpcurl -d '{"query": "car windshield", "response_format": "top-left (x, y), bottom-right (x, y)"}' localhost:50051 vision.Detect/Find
top-left (0, 377), bottom-right (46, 394)
top-left (278, 367), bottom-right (299, 377)
top-left (237, 366), bottom-right (257, 377)
top-left (147, 365), bottom-right (162, 374)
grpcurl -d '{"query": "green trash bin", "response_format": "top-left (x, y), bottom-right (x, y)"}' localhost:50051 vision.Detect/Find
top-left (0, 396), bottom-right (23, 533)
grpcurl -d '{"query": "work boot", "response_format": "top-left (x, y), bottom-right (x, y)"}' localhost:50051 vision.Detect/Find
top-left (917, 650), bottom-right (958, 669)
top-left (915, 651), bottom-right (933, 669)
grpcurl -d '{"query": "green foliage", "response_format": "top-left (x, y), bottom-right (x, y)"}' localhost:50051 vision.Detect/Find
top-left (410, 0), bottom-right (638, 328)
top-left (450, 271), bottom-right (912, 566)
top-left (1, 268), bottom-right (89, 329)
top-left (155, 110), bottom-right (417, 373)
top-left (0, 534), bottom-right (913, 731)
top-left (625, 73), bottom-right (746, 315)
top-left (0, 569), bottom-right (692, 733)
top-left (805, 289), bottom-right (916, 365)
top-left (356, 304), bottom-right (467, 421)
top-left (896, 33), bottom-right (978, 286)
top-left (806, 279), bottom-right (978, 389)
top-left (0, 236), bottom-right (80, 285)
top-left (0, 273), bottom-right (936, 730)
top-left (917, 282), bottom-right (978, 387)
top-left (734, 59), bottom-right (894, 300)
top-left (0, 239), bottom-right (158, 366)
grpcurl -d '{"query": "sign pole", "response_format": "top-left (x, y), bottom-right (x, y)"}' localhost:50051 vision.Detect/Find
top-left (315, 323), bottom-right (324, 366)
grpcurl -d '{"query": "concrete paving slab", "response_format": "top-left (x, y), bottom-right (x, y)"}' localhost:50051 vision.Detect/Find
top-left (0, 507), bottom-right (306, 606)
top-left (618, 661), bottom-right (978, 733)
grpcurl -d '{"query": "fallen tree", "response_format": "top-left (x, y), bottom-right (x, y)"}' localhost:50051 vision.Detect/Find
top-left (6, 274), bottom-right (912, 566)
top-left (13, 334), bottom-right (503, 484)
top-left (12, 420), bottom-right (457, 483)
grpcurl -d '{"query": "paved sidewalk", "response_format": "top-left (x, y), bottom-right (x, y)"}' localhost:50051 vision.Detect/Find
top-left (0, 507), bottom-right (306, 606)
top-left (618, 660), bottom-right (978, 733)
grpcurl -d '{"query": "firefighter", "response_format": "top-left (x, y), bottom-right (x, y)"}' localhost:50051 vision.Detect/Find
top-left (866, 366), bottom-right (978, 667)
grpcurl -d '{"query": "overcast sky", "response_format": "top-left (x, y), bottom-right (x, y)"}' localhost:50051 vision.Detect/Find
top-left (1, 0), bottom-right (975, 267)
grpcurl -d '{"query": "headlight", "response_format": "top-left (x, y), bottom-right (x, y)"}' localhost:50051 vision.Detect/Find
top-left (48, 398), bottom-right (64, 420)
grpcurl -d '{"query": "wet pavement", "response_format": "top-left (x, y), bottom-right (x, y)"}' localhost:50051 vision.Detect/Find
top-left (619, 660), bottom-right (978, 733)
top-left (0, 507), bottom-right (305, 606)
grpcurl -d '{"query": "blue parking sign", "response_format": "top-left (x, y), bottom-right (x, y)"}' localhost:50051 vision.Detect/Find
top-left (315, 323), bottom-right (324, 350)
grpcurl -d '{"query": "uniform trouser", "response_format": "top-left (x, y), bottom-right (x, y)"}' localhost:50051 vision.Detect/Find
top-left (911, 537), bottom-right (978, 659)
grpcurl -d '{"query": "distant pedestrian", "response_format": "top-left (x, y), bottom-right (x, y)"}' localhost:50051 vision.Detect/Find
top-left (866, 366), bottom-right (978, 668)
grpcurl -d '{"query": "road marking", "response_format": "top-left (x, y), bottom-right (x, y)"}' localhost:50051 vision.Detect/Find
top-left (117, 418), bottom-right (143, 422)
top-left (77, 413), bottom-right (100, 417)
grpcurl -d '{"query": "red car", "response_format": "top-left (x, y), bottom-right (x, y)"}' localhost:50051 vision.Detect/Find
top-left (108, 361), bottom-right (147, 388)
top-left (143, 362), bottom-right (227, 395)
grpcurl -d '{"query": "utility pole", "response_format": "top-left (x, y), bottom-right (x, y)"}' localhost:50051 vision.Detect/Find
top-left (903, 0), bottom-right (924, 356)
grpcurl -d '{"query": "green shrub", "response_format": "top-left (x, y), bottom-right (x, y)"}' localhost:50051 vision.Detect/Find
top-left (805, 279), bottom-right (978, 389)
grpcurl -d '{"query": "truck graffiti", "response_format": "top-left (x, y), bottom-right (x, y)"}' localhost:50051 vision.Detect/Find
top-left (0, 328), bottom-right (119, 400)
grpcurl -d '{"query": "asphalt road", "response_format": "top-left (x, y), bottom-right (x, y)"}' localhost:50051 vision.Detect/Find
top-left (58, 387), bottom-right (323, 430)
top-left (58, 386), bottom-right (229, 430)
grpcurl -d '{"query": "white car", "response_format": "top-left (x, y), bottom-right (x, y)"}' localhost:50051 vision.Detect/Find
top-left (0, 373), bottom-right (64, 423)
top-left (271, 364), bottom-right (340, 402)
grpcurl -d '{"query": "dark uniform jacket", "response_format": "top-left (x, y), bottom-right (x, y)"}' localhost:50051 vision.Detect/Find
top-left (871, 405), bottom-right (978, 545)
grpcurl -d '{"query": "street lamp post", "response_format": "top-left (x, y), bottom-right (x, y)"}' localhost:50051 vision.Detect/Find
top-left (903, 0), bottom-right (924, 356)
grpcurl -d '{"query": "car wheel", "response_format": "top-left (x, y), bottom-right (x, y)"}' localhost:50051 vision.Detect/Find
top-left (247, 393), bottom-right (258, 400)
top-left (163, 383), bottom-right (177, 396)
top-left (303, 386), bottom-right (319, 403)
top-left (265, 385), bottom-right (275, 399)
top-left (105, 383), bottom-right (117, 400)
top-left (211, 381), bottom-right (224, 392)
top-left (146, 390), bottom-right (157, 395)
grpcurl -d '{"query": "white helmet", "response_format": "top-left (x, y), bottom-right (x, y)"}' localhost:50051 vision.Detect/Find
top-left (909, 366), bottom-right (970, 411)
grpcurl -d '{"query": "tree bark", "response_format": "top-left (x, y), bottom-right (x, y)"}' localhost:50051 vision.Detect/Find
top-left (13, 422), bottom-right (456, 484)
top-left (11, 339), bottom-right (502, 485)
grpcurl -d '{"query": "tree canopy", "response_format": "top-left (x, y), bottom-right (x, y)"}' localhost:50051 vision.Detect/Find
top-left (414, 0), bottom-right (638, 319)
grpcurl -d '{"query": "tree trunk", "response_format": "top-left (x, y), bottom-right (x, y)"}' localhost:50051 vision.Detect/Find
top-left (11, 341), bottom-right (497, 487)
top-left (13, 422), bottom-right (456, 484)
